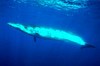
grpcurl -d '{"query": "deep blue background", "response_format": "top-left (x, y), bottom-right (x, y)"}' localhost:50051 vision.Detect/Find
top-left (0, 0), bottom-right (100, 66)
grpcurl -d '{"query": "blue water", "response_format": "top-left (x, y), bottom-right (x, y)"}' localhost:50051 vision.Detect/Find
top-left (0, 0), bottom-right (100, 66)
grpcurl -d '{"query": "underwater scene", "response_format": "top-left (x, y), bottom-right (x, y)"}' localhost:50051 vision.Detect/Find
top-left (0, 0), bottom-right (100, 66)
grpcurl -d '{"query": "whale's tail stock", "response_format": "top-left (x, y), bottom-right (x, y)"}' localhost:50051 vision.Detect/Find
top-left (81, 43), bottom-right (96, 49)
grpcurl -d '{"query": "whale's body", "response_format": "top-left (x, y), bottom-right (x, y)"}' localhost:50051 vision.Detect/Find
top-left (8, 22), bottom-right (86, 46)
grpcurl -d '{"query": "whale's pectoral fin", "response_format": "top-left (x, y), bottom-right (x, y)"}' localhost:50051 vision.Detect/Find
top-left (33, 33), bottom-right (40, 42)
top-left (34, 36), bottom-right (37, 42)
top-left (81, 44), bottom-right (96, 49)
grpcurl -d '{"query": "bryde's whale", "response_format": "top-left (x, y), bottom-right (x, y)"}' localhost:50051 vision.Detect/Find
top-left (8, 22), bottom-right (95, 49)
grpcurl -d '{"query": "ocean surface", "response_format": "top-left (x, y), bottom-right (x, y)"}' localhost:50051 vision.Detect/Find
top-left (0, 0), bottom-right (100, 66)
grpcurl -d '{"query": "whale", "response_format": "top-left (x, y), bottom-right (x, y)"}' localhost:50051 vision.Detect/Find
top-left (8, 22), bottom-right (95, 49)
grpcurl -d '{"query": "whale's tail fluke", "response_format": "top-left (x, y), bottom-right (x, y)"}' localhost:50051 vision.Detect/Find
top-left (81, 44), bottom-right (96, 49)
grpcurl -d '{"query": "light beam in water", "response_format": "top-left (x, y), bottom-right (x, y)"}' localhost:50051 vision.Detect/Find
top-left (8, 22), bottom-right (86, 45)
top-left (13, 0), bottom-right (87, 10)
